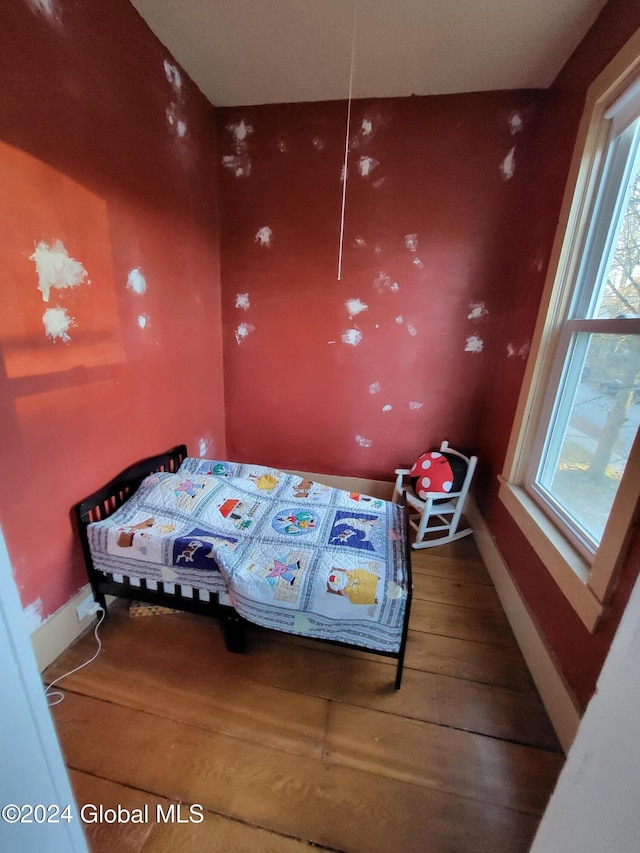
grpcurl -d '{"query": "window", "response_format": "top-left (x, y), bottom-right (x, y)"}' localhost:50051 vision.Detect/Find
top-left (500, 31), bottom-right (640, 632)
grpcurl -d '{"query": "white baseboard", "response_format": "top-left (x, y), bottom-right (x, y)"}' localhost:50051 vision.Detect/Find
top-left (30, 585), bottom-right (114, 673)
top-left (466, 496), bottom-right (581, 752)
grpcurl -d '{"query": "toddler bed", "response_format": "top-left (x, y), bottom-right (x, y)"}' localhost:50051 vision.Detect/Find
top-left (75, 445), bottom-right (412, 688)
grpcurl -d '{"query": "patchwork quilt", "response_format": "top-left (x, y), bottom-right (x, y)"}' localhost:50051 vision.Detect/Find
top-left (87, 458), bottom-right (409, 652)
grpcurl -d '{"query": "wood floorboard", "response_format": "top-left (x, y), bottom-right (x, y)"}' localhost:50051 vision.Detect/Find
top-left (44, 537), bottom-right (563, 852)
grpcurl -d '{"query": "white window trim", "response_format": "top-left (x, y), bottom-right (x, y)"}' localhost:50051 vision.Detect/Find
top-left (500, 28), bottom-right (640, 633)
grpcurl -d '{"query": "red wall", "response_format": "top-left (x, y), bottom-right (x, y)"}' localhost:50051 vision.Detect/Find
top-left (218, 92), bottom-right (543, 479)
top-left (478, 0), bottom-right (640, 711)
top-left (0, 1), bottom-right (225, 626)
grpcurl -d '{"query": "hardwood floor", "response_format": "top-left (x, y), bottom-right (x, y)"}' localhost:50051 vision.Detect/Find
top-left (44, 536), bottom-right (564, 852)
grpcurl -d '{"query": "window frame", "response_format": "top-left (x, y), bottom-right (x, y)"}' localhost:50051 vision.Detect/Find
top-left (500, 28), bottom-right (640, 633)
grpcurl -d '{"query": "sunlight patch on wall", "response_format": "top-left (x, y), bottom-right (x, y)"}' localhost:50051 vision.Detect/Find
top-left (30, 239), bottom-right (88, 302)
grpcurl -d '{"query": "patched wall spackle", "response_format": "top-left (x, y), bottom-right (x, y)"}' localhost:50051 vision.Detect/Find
top-left (30, 239), bottom-right (88, 302)
top-left (507, 341), bottom-right (530, 358)
top-left (355, 434), bottom-right (372, 448)
top-left (468, 301), bottom-right (489, 320)
top-left (395, 315), bottom-right (403, 324)
top-left (342, 328), bottom-right (362, 346)
top-left (373, 271), bottom-right (399, 293)
top-left (222, 119), bottom-right (254, 177)
top-left (27, 0), bottom-right (59, 23)
top-left (235, 293), bottom-right (250, 310)
top-left (345, 297), bottom-right (368, 318)
top-left (164, 60), bottom-right (182, 95)
top-left (408, 401), bottom-right (423, 410)
top-left (509, 112), bottom-right (523, 134)
top-left (312, 137), bottom-right (325, 151)
top-left (127, 267), bottom-right (147, 295)
top-left (358, 156), bottom-right (379, 178)
top-left (255, 226), bottom-right (272, 247)
top-left (465, 334), bottom-right (484, 353)
top-left (23, 597), bottom-right (44, 632)
top-left (369, 381), bottom-right (381, 394)
top-left (407, 323), bottom-right (418, 337)
top-left (500, 147), bottom-right (516, 180)
top-left (382, 404), bottom-right (392, 412)
top-left (353, 236), bottom-right (367, 248)
top-left (137, 314), bottom-right (149, 330)
top-left (404, 234), bottom-right (418, 253)
top-left (235, 322), bottom-right (255, 344)
top-left (42, 306), bottom-right (74, 342)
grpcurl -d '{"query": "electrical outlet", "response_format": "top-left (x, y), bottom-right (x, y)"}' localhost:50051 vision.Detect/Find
top-left (76, 595), bottom-right (100, 621)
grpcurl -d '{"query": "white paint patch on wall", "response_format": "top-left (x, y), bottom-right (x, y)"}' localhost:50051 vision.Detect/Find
top-left (358, 156), bottom-right (379, 178)
top-left (465, 334), bottom-right (484, 353)
top-left (500, 147), bottom-right (516, 181)
top-left (373, 271), bottom-right (398, 293)
top-left (312, 137), bottom-right (325, 151)
top-left (345, 297), bottom-right (368, 318)
top-left (412, 257), bottom-right (424, 269)
top-left (361, 118), bottom-right (373, 136)
top-left (235, 293), bottom-right (250, 310)
top-left (164, 60), bottom-right (182, 95)
top-left (395, 316), bottom-right (403, 324)
top-left (369, 382), bottom-right (381, 394)
top-left (199, 437), bottom-right (213, 457)
top-left (353, 236), bottom-right (367, 248)
top-left (137, 314), bottom-right (149, 330)
top-left (235, 322), bottom-right (255, 344)
top-left (342, 328), bottom-right (363, 347)
top-left (355, 434), bottom-right (372, 448)
top-left (506, 341), bottom-right (531, 359)
top-left (255, 226), bottom-right (273, 247)
top-left (222, 154), bottom-right (251, 177)
top-left (27, 0), bottom-right (59, 22)
top-left (43, 307), bottom-right (74, 342)
top-left (230, 119), bottom-right (253, 144)
top-left (404, 234), bottom-right (418, 252)
top-left (127, 267), bottom-right (147, 295)
top-left (23, 598), bottom-right (44, 633)
top-left (30, 239), bottom-right (88, 302)
top-left (382, 404), bottom-right (392, 412)
top-left (408, 401), bottom-right (423, 410)
top-left (407, 323), bottom-right (418, 337)
top-left (509, 112), bottom-right (524, 134)
top-left (468, 301), bottom-right (489, 320)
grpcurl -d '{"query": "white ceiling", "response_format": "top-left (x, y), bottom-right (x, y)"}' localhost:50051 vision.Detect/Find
top-left (129, 0), bottom-right (609, 107)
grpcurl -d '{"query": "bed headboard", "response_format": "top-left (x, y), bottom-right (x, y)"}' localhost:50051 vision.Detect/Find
top-left (75, 444), bottom-right (188, 526)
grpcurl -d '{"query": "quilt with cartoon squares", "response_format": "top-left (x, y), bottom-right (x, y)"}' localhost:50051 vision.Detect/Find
top-left (87, 458), bottom-right (409, 653)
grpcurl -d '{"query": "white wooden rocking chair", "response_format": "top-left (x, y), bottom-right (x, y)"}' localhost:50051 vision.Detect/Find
top-left (392, 441), bottom-right (477, 549)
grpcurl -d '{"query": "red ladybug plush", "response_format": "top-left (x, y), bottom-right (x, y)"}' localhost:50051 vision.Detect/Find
top-left (409, 451), bottom-right (466, 501)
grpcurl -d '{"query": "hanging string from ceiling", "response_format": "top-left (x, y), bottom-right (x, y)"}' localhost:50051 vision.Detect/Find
top-left (337, 0), bottom-right (358, 281)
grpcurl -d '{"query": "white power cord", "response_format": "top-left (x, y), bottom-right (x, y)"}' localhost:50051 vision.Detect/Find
top-left (44, 605), bottom-right (106, 707)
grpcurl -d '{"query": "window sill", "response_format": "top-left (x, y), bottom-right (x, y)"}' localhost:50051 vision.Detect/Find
top-left (498, 479), bottom-right (603, 632)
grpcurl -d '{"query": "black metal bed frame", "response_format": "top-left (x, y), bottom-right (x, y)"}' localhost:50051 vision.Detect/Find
top-left (74, 445), bottom-right (412, 689)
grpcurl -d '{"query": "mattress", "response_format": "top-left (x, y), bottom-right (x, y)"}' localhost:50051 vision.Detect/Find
top-left (87, 458), bottom-right (409, 652)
